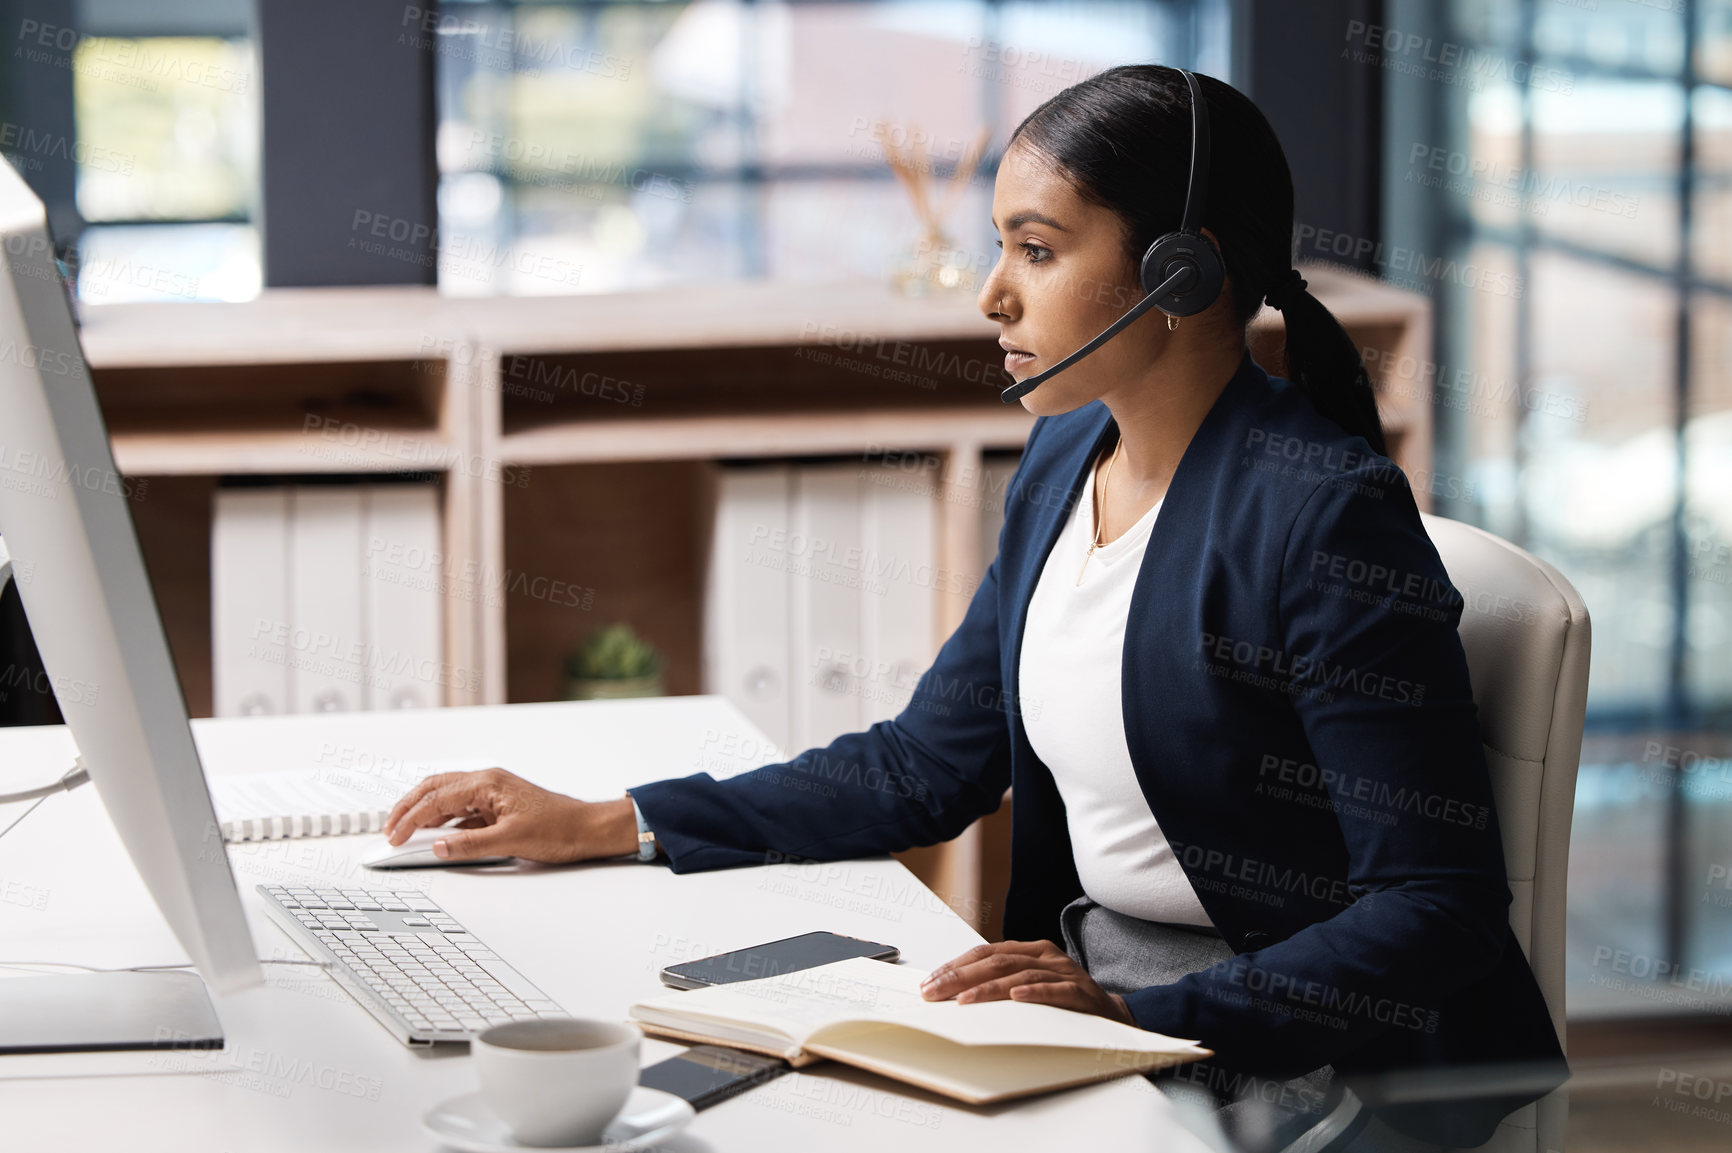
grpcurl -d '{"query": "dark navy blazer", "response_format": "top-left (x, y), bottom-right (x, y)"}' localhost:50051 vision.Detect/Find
top-left (631, 350), bottom-right (1565, 1145)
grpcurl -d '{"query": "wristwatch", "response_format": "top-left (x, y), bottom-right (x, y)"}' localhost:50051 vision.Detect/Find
top-left (629, 795), bottom-right (657, 861)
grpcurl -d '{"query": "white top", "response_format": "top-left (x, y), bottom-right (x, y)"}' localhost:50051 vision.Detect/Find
top-left (1017, 446), bottom-right (1214, 927)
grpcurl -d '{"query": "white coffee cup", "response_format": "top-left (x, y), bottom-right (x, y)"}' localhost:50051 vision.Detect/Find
top-left (473, 1018), bottom-right (641, 1147)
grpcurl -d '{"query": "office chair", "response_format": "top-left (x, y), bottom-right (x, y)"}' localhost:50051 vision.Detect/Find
top-left (1419, 513), bottom-right (1592, 1153)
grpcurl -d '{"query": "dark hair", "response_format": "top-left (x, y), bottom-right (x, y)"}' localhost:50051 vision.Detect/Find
top-left (1006, 64), bottom-right (1387, 456)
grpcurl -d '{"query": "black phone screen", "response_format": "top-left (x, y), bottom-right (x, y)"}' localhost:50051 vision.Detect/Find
top-left (638, 1045), bottom-right (789, 1110)
top-left (659, 930), bottom-right (899, 989)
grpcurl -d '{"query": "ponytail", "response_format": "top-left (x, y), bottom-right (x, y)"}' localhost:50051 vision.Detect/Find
top-left (1262, 271), bottom-right (1387, 456)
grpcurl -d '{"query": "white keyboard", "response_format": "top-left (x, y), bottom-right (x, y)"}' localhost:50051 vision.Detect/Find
top-left (257, 884), bottom-right (568, 1045)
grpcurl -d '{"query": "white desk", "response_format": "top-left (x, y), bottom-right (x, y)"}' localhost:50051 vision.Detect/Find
top-left (0, 696), bottom-right (1212, 1152)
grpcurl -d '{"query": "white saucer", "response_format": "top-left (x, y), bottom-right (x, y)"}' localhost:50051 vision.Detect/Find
top-left (422, 1086), bottom-right (694, 1152)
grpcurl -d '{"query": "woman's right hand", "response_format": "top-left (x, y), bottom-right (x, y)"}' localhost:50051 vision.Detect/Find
top-left (381, 768), bottom-right (640, 864)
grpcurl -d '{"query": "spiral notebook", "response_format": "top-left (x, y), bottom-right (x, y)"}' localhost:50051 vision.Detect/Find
top-left (208, 762), bottom-right (485, 844)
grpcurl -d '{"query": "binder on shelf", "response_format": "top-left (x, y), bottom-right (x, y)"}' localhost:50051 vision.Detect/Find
top-left (790, 464), bottom-right (863, 754)
top-left (704, 459), bottom-right (943, 757)
top-left (362, 485), bottom-right (443, 710)
top-left (703, 465), bottom-right (794, 754)
top-left (288, 487), bottom-right (366, 714)
top-left (213, 483), bottom-right (444, 718)
top-left (859, 460), bottom-right (936, 727)
top-left (212, 488), bottom-right (290, 717)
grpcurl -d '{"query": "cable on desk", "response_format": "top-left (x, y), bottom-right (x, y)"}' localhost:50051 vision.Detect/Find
top-left (0, 794), bottom-right (49, 845)
top-left (0, 959), bottom-right (331, 975)
top-left (0, 759), bottom-right (91, 845)
top-left (0, 759), bottom-right (90, 806)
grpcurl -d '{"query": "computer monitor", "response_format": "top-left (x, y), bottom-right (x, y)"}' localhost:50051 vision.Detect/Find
top-left (0, 162), bottom-right (261, 1048)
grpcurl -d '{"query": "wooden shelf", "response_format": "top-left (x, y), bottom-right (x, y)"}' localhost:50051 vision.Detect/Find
top-left (461, 278), bottom-right (999, 356)
top-left (500, 407), bottom-right (1037, 465)
top-left (77, 285), bottom-right (451, 368)
top-left (109, 428), bottom-right (459, 477)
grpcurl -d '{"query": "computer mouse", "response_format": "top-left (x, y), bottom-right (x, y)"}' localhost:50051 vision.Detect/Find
top-left (360, 827), bottom-right (514, 869)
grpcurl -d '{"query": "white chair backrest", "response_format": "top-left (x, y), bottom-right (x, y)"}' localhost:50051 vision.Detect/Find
top-left (1421, 513), bottom-right (1591, 1153)
top-left (1420, 512), bottom-right (1590, 1048)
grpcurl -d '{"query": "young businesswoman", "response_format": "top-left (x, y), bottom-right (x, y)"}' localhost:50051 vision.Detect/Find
top-left (384, 66), bottom-right (1564, 1151)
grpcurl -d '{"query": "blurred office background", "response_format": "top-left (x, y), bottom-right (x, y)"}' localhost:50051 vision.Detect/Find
top-left (0, 0), bottom-right (1728, 1096)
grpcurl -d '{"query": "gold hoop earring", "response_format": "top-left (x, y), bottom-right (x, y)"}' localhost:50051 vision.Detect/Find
top-left (1167, 313), bottom-right (1180, 331)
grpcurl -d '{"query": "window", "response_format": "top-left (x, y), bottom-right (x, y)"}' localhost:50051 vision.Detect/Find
top-left (1420, 0), bottom-right (1732, 1011)
top-left (0, 2), bottom-right (261, 303)
top-left (71, 32), bottom-right (259, 303)
top-left (432, 0), bottom-right (1233, 295)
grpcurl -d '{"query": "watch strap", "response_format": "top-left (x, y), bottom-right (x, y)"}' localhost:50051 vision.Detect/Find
top-left (629, 794), bottom-right (657, 861)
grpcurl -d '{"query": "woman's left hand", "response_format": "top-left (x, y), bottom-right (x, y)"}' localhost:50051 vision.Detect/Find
top-left (919, 940), bottom-right (1136, 1025)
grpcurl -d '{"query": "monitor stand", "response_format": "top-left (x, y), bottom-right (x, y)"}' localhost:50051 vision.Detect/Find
top-left (0, 970), bottom-right (223, 1054)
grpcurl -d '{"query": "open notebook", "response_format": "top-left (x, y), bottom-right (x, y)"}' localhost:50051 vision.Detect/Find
top-left (207, 762), bottom-right (486, 843)
top-left (629, 956), bottom-right (1211, 1105)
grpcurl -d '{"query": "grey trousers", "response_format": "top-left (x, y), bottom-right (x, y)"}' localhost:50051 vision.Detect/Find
top-left (1058, 894), bottom-right (1446, 1153)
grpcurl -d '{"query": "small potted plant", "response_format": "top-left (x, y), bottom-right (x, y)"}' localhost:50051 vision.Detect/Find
top-left (561, 621), bottom-right (665, 700)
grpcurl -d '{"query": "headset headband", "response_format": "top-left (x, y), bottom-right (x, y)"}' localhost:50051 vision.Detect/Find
top-left (1177, 68), bottom-right (1209, 237)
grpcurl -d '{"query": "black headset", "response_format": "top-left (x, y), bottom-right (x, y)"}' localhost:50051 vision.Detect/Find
top-left (998, 68), bottom-right (1225, 404)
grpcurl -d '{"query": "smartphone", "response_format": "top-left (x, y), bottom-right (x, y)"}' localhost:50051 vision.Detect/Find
top-left (638, 1045), bottom-right (790, 1110)
top-left (658, 930), bottom-right (900, 990)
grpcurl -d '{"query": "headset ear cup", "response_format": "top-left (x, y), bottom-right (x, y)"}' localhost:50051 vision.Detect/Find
top-left (1140, 230), bottom-right (1225, 317)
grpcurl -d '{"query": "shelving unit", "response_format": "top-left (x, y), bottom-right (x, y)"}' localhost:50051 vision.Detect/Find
top-left (78, 265), bottom-right (1430, 933)
top-left (78, 287), bottom-right (487, 716)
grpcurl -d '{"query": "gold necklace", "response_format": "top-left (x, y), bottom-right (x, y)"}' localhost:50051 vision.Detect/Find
top-left (1077, 437), bottom-right (1123, 586)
